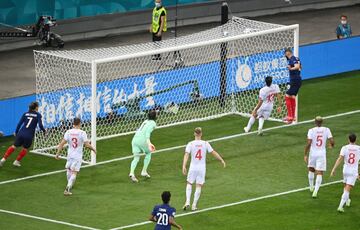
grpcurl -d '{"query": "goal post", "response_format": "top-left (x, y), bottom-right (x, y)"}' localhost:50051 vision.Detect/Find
top-left (33, 17), bottom-right (299, 164)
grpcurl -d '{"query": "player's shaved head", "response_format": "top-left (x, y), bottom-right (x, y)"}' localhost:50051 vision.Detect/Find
top-left (194, 127), bottom-right (202, 136)
top-left (148, 110), bottom-right (157, 121)
top-left (265, 76), bottom-right (273, 87)
top-left (315, 116), bottom-right (323, 126)
top-left (29, 101), bottom-right (39, 111)
top-left (349, 133), bottom-right (356, 143)
top-left (161, 191), bottom-right (171, 204)
top-left (73, 117), bottom-right (81, 126)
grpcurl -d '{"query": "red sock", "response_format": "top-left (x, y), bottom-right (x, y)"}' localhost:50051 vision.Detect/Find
top-left (285, 96), bottom-right (293, 119)
top-left (291, 97), bottom-right (296, 120)
top-left (16, 149), bottom-right (28, 161)
top-left (3, 146), bottom-right (15, 160)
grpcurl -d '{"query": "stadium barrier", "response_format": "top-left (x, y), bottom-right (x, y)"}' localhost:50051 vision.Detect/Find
top-left (0, 35), bottom-right (359, 136)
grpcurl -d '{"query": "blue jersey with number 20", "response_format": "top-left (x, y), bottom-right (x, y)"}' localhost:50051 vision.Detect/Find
top-left (152, 204), bottom-right (176, 230)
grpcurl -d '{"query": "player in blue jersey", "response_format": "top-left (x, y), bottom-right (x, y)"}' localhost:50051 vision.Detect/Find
top-left (0, 102), bottom-right (45, 167)
top-left (284, 48), bottom-right (302, 124)
top-left (149, 191), bottom-right (182, 230)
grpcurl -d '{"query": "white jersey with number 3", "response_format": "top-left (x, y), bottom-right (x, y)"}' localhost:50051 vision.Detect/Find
top-left (64, 128), bottom-right (88, 161)
top-left (258, 84), bottom-right (280, 111)
top-left (185, 140), bottom-right (214, 171)
top-left (307, 126), bottom-right (333, 155)
top-left (341, 144), bottom-right (360, 175)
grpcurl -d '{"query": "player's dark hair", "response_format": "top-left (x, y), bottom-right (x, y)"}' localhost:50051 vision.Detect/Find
top-left (29, 101), bottom-right (39, 111)
top-left (161, 191), bottom-right (171, 204)
top-left (73, 117), bottom-right (81, 126)
top-left (284, 48), bottom-right (292, 54)
top-left (148, 110), bottom-right (157, 121)
top-left (340, 15), bottom-right (347, 19)
top-left (265, 76), bottom-right (272, 87)
top-left (349, 133), bottom-right (356, 143)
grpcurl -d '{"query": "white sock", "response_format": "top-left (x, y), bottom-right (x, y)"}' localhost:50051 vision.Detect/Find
top-left (66, 170), bottom-right (71, 181)
top-left (313, 175), bottom-right (322, 194)
top-left (185, 184), bottom-right (192, 205)
top-left (1, 158), bottom-right (5, 162)
top-left (67, 174), bottom-right (77, 189)
top-left (258, 117), bottom-right (265, 130)
top-left (193, 187), bottom-right (202, 208)
top-left (246, 116), bottom-right (256, 130)
top-left (339, 190), bottom-right (349, 209)
top-left (308, 171), bottom-right (315, 188)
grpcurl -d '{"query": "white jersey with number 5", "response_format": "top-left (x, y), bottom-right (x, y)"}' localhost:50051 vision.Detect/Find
top-left (185, 140), bottom-right (214, 171)
top-left (258, 84), bottom-right (280, 111)
top-left (64, 128), bottom-right (88, 161)
top-left (307, 126), bottom-right (333, 155)
top-left (340, 144), bottom-right (360, 175)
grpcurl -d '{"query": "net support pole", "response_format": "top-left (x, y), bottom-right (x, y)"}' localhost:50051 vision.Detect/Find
top-left (90, 61), bottom-right (97, 164)
top-left (293, 24), bottom-right (299, 123)
top-left (219, 2), bottom-right (228, 108)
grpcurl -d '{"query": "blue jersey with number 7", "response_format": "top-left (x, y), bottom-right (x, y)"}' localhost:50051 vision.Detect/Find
top-left (152, 204), bottom-right (176, 230)
top-left (15, 111), bottom-right (45, 139)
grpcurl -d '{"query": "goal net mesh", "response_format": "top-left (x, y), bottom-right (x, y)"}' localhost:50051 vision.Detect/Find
top-left (33, 17), bottom-right (296, 163)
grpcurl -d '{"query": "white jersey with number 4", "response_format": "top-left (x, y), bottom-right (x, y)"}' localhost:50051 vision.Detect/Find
top-left (185, 140), bottom-right (214, 171)
top-left (341, 144), bottom-right (360, 175)
top-left (258, 84), bottom-right (280, 111)
top-left (307, 126), bottom-right (333, 155)
top-left (64, 128), bottom-right (88, 161)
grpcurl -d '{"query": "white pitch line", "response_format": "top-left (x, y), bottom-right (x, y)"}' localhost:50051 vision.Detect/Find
top-left (110, 180), bottom-right (342, 230)
top-left (0, 208), bottom-right (100, 230)
top-left (0, 110), bottom-right (359, 187)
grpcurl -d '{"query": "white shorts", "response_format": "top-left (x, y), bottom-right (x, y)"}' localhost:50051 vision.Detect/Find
top-left (65, 158), bottom-right (82, 172)
top-left (308, 154), bottom-right (326, 171)
top-left (187, 169), bottom-right (206, 185)
top-left (257, 108), bottom-right (271, 120)
top-left (343, 173), bottom-right (358, 186)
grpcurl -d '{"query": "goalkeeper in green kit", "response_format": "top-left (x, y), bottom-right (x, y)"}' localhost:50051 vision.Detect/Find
top-left (129, 110), bottom-right (157, 183)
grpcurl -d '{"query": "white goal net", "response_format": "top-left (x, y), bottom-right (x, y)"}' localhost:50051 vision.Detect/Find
top-left (33, 17), bottom-right (299, 164)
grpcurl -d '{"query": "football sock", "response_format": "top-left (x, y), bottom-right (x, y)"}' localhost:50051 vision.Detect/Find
top-left (314, 175), bottom-right (322, 194)
top-left (67, 174), bottom-right (77, 189)
top-left (308, 171), bottom-right (315, 188)
top-left (185, 184), bottom-right (192, 205)
top-left (16, 149), bottom-right (28, 161)
top-left (66, 169), bottom-right (72, 181)
top-left (193, 187), bottom-right (202, 207)
top-left (142, 153), bottom-right (152, 173)
top-left (258, 117), bottom-right (265, 131)
top-left (290, 97), bottom-right (296, 119)
top-left (285, 96), bottom-right (292, 119)
top-left (339, 190), bottom-right (349, 209)
top-left (3, 146), bottom-right (15, 160)
top-left (130, 155), bottom-right (140, 175)
top-left (246, 116), bottom-right (256, 130)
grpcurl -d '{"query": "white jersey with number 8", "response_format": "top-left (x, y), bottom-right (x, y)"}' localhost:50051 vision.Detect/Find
top-left (307, 126), bottom-right (333, 155)
top-left (341, 144), bottom-right (360, 175)
top-left (64, 128), bottom-right (88, 161)
top-left (185, 140), bottom-right (214, 171)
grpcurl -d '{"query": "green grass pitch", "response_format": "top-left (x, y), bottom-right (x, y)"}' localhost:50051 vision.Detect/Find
top-left (0, 71), bottom-right (359, 230)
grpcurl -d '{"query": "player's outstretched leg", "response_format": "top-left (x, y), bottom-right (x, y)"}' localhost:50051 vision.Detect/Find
top-left (258, 117), bottom-right (265, 136)
top-left (13, 148), bottom-right (28, 167)
top-left (183, 183), bottom-right (192, 210)
top-left (64, 171), bottom-right (77, 196)
top-left (284, 95), bottom-right (294, 123)
top-left (129, 155), bottom-right (140, 182)
top-left (244, 115), bottom-right (256, 133)
top-left (312, 171), bottom-right (323, 198)
top-left (141, 153), bottom-right (151, 178)
top-left (192, 184), bottom-right (202, 211)
top-left (0, 146), bottom-right (16, 167)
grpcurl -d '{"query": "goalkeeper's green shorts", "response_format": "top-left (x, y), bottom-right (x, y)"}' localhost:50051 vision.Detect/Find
top-left (131, 138), bottom-right (151, 155)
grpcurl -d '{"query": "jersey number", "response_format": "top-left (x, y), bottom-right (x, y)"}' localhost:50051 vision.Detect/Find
top-left (266, 93), bottom-right (275, 103)
top-left (156, 213), bottom-right (169, 226)
top-left (316, 135), bottom-right (323, 147)
top-left (195, 149), bottom-right (203, 160)
top-left (26, 117), bottom-right (33, 128)
top-left (348, 153), bottom-right (356, 164)
top-left (72, 138), bottom-right (78, 148)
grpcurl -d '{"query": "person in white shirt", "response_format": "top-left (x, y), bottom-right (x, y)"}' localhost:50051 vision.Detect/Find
top-left (304, 116), bottom-right (334, 198)
top-left (56, 118), bottom-right (96, 196)
top-left (244, 76), bottom-right (282, 135)
top-left (182, 127), bottom-right (226, 211)
top-left (331, 133), bottom-right (360, 213)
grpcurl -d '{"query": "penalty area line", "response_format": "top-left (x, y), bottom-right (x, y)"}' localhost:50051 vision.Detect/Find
top-left (110, 180), bottom-right (342, 230)
top-left (0, 109), bottom-right (359, 186)
top-left (0, 208), bottom-right (101, 230)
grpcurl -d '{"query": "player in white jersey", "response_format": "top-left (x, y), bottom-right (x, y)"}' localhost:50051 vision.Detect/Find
top-left (244, 76), bottom-right (282, 135)
top-left (182, 127), bottom-right (226, 211)
top-left (331, 133), bottom-right (360, 213)
top-left (56, 118), bottom-right (96, 196)
top-left (304, 116), bottom-right (334, 198)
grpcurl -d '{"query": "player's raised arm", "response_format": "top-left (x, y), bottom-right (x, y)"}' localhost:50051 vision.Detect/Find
top-left (182, 152), bottom-right (190, 175)
top-left (169, 216), bottom-right (183, 230)
top-left (211, 150), bottom-right (226, 168)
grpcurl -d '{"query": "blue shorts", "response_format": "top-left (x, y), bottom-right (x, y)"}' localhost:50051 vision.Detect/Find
top-left (14, 134), bottom-right (33, 149)
top-left (286, 78), bottom-right (302, 96)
